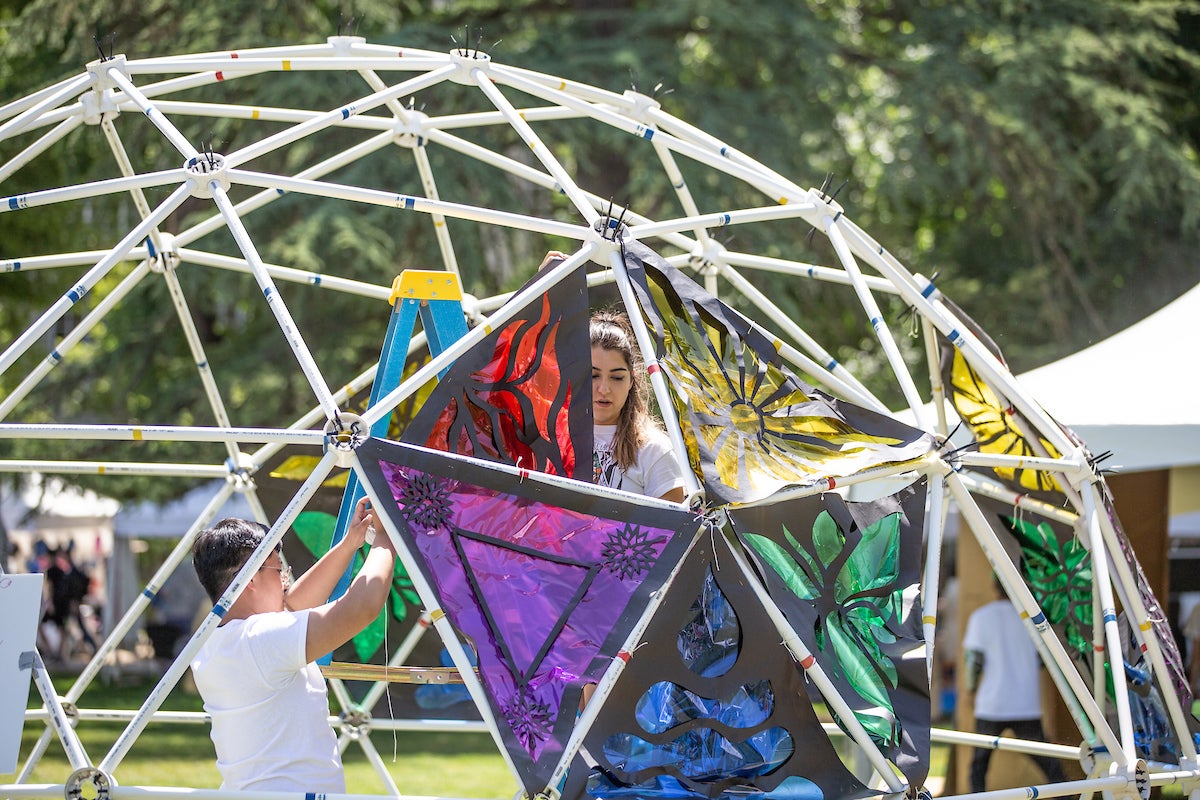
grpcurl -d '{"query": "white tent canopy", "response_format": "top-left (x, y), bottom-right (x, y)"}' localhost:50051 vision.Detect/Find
top-left (1017, 281), bottom-right (1200, 473)
top-left (112, 480), bottom-right (254, 539)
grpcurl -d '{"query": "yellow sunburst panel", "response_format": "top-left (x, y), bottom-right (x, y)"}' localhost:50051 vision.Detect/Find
top-left (661, 344), bottom-right (915, 493)
top-left (949, 351), bottom-right (1063, 494)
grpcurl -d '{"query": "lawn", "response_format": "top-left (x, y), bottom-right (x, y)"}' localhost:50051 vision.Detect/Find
top-left (10, 674), bottom-right (518, 798)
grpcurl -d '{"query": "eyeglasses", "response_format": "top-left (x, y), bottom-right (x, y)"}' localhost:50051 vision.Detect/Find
top-left (260, 561), bottom-right (292, 590)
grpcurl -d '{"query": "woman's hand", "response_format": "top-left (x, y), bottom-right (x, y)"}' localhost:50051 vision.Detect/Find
top-left (538, 250), bottom-right (568, 271)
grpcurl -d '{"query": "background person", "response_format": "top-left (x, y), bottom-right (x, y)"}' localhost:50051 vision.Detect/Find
top-left (962, 575), bottom-right (1067, 791)
top-left (190, 496), bottom-right (396, 792)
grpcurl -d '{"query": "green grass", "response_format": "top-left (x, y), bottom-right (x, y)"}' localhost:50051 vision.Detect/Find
top-left (9, 675), bottom-right (517, 798)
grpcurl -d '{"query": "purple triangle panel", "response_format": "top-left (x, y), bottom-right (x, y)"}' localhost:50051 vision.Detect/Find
top-left (357, 437), bottom-right (699, 794)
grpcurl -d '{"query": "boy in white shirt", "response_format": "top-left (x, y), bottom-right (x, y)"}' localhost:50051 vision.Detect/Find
top-left (191, 497), bottom-right (396, 792)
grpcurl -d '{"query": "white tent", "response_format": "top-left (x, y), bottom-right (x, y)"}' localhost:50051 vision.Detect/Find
top-left (107, 480), bottom-right (254, 649)
top-left (1017, 282), bottom-right (1200, 473)
top-left (112, 480), bottom-right (254, 539)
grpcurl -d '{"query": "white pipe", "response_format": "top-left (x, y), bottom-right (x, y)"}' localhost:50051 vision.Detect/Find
top-left (0, 424), bottom-right (325, 444)
top-left (178, 248), bottom-right (392, 300)
top-left (606, 246), bottom-right (703, 499)
top-left (1, 250), bottom-right (140, 273)
top-left (469, 63), bottom-right (599, 226)
top-left (824, 217), bottom-right (928, 429)
top-left (100, 452), bottom-right (338, 773)
top-left (177, 132), bottom-right (394, 247)
top-left (947, 472), bottom-right (1121, 758)
top-left (0, 262), bottom-right (152, 421)
top-left (1076, 484), bottom-right (1141, 765)
top-left (210, 183), bottom-right (340, 421)
top-left (0, 181), bottom-right (193, 375)
top-left (0, 169), bottom-right (183, 214)
top-left (0, 72), bottom-right (92, 140)
top-left (229, 169), bottom-right (587, 239)
top-left (0, 460), bottom-right (230, 478)
top-left (123, 55), bottom-right (451, 75)
top-left (0, 116), bottom-right (82, 183)
top-left (225, 65), bottom-right (457, 170)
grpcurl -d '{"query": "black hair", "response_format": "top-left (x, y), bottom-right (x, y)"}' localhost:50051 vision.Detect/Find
top-left (192, 518), bottom-right (277, 604)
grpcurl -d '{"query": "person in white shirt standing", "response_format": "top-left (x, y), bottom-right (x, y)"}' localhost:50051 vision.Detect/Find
top-left (190, 496), bottom-right (396, 792)
top-left (962, 575), bottom-right (1067, 791)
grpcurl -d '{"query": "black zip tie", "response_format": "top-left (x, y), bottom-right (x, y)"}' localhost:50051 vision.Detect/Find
top-left (827, 178), bottom-right (849, 202)
top-left (612, 203), bottom-right (629, 239)
top-left (93, 33), bottom-right (115, 63)
top-left (1088, 450), bottom-right (1116, 476)
top-left (818, 172), bottom-right (834, 199)
top-left (457, 25), bottom-right (485, 59)
top-left (337, 11), bottom-right (361, 38)
top-left (807, 174), bottom-right (851, 246)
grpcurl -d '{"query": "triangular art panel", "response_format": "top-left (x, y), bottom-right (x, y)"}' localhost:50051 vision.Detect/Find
top-left (357, 437), bottom-right (701, 795)
top-left (730, 479), bottom-right (931, 789)
top-left (937, 299), bottom-right (1194, 735)
top-left (402, 263), bottom-right (593, 481)
top-left (576, 530), bottom-right (874, 800)
top-left (621, 239), bottom-right (934, 505)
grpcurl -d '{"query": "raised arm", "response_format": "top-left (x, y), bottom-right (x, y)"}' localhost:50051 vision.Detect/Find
top-left (303, 514), bottom-right (398, 662)
top-left (285, 496), bottom-right (374, 611)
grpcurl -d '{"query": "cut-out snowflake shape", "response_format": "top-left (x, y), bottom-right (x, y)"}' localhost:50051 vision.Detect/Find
top-left (600, 523), bottom-right (666, 579)
top-left (502, 688), bottom-right (553, 751)
top-left (396, 472), bottom-right (453, 530)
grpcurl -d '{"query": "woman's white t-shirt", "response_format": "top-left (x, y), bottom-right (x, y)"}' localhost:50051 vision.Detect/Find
top-left (593, 424), bottom-right (685, 499)
top-left (191, 609), bottom-right (343, 792)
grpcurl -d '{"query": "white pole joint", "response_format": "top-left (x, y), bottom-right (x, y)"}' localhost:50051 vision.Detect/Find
top-left (223, 451), bottom-right (257, 489)
top-left (324, 412), bottom-right (368, 468)
top-left (86, 54), bottom-right (129, 93)
top-left (185, 153), bottom-right (230, 199)
top-left (621, 89), bottom-right (662, 122)
top-left (449, 47), bottom-right (491, 85)
top-left (79, 86), bottom-right (120, 126)
top-left (146, 231), bottom-right (179, 274)
top-left (392, 109), bottom-right (430, 149)
top-left (65, 767), bottom-right (114, 800)
top-left (688, 238), bottom-right (727, 277)
top-left (327, 34), bottom-right (367, 54)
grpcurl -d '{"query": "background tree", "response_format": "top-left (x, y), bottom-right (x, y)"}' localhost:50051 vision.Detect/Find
top-left (2, 0), bottom-right (1197, 505)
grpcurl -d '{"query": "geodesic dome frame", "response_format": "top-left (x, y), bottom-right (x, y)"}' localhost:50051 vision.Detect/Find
top-left (3, 34), bottom-right (1198, 800)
